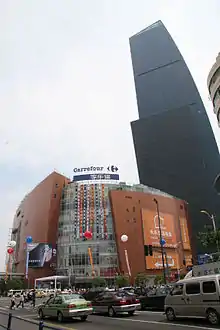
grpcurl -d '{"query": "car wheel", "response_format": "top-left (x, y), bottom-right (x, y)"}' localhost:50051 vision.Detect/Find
top-left (80, 315), bottom-right (88, 322)
top-left (57, 311), bottom-right (64, 323)
top-left (128, 311), bottom-right (135, 316)
top-left (38, 309), bottom-right (44, 320)
top-left (166, 308), bottom-right (176, 321)
top-left (207, 309), bottom-right (219, 325)
top-left (108, 307), bottom-right (116, 317)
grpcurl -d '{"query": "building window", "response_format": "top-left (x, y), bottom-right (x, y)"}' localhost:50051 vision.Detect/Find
top-left (16, 211), bottom-right (21, 217)
top-left (125, 196), bottom-right (132, 199)
top-left (54, 194), bottom-right (56, 198)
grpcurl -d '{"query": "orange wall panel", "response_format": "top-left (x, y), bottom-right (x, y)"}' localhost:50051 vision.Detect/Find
top-left (109, 189), bottom-right (192, 279)
top-left (12, 172), bottom-right (69, 284)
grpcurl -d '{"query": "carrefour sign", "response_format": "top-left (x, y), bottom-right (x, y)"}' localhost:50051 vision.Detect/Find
top-left (73, 165), bottom-right (118, 173)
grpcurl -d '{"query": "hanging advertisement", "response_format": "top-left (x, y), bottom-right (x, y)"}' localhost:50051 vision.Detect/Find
top-left (180, 217), bottom-right (191, 250)
top-left (146, 250), bottom-right (178, 270)
top-left (142, 209), bottom-right (177, 248)
top-left (28, 243), bottom-right (57, 268)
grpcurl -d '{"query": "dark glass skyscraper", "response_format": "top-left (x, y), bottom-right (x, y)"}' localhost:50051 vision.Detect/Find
top-left (130, 21), bottom-right (220, 253)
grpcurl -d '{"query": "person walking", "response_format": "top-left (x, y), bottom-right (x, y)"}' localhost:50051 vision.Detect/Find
top-left (17, 292), bottom-right (24, 308)
top-left (32, 289), bottom-right (36, 308)
top-left (10, 294), bottom-right (16, 310)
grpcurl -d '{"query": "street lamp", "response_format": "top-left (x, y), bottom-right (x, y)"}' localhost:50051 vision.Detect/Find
top-left (153, 198), bottom-right (166, 284)
top-left (200, 210), bottom-right (219, 252)
top-left (200, 210), bottom-right (217, 232)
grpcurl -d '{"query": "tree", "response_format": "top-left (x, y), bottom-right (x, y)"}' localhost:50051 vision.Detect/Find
top-left (135, 273), bottom-right (150, 287)
top-left (91, 277), bottom-right (106, 288)
top-left (154, 275), bottom-right (164, 285)
top-left (197, 228), bottom-right (220, 250)
top-left (115, 275), bottom-right (129, 288)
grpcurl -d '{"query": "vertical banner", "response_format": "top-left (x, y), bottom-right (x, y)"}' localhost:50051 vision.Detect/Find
top-left (88, 247), bottom-right (94, 275)
top-left (75, 184), bottom-right (80, 240)
top-left (83, 185), bottom-right (86, 235)
top-left (100, 185), bottom-right (104, 239)
top-left (25, 249), bottom-right (30, 279)
top-left (124, 249), bottom-right (131, 276)
top-left (90, 185), bottom-right (94, 232)
top-left (86, 185), bottom-right (90, 230)
top-left (102, 184), bottom-right (107, 239)
top-left (79, 185), bottom-right (83, 238)
top-left (5, 262), bottom-right (8, 283)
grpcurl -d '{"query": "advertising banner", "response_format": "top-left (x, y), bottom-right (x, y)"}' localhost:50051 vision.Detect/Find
top-left (28, 243), bottom-right (57, 268)
top-left (142, 209), bottom-right (177, 248)
top-left (73, 173), bottom-right (119, 181)
top-left (146, 250), bottom-right (178, 270)
top-left (180, 217), bottom-right (191, 250)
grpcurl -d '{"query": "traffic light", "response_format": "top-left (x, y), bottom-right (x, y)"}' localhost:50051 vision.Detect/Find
top-left (149, 245), bottom-right (153, 256)
top-left (144, 245), bottom-right (149, 256)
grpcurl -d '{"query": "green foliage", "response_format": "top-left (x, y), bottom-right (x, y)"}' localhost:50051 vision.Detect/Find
top-left (154, 275), bottom-right (164, 285)
top-left (115, 275), bottom-right (129, 288)
top-left (0, 278), bottom-right (26, 295)
top-left (197, 229), bottom-right (220, 249)
top-left (135, 273), bottom-right (150, 287)
top-left (91, 277), bottom-right (106, 288)
top-left (180, 274), bottom-right (185, 280)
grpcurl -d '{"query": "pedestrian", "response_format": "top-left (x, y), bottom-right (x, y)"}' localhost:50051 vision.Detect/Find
top-left (32, 289), bottom-right (36, 308)
top-left (10, 294), bottom-right (16, 310)
top-left (17, 292), bottom-right (24, 308)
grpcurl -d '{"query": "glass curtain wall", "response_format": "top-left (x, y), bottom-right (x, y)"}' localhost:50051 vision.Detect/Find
top-left (57, 182), bottom-right (119, 282)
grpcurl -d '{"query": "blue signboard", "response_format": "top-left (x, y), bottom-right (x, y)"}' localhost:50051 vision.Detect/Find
top-left (73, 173), bottom-right (119, 182)
top-left (197, 254), bottom-right (210, 265)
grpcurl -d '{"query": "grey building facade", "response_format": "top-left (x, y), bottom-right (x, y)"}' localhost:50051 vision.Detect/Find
top-left (130, 21), bottom-right (220, 253)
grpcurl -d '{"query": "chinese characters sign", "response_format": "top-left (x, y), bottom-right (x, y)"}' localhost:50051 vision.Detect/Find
top-left (73, 173), bottom-right (119, 181)
top-left (142, 209), bottom-right (177, 248)
top-left (146, 250), bottom-right (178, 269)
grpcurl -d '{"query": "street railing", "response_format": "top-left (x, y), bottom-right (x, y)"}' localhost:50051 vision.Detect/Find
top-left (0, 310), bottom-right (61, 330)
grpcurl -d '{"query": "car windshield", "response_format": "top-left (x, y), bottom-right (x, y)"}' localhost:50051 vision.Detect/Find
top-left (62, 294), bottom-right (84, 301)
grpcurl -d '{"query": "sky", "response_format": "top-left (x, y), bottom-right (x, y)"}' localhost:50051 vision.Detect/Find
top-left (0, 0), bottom-right (219, 271)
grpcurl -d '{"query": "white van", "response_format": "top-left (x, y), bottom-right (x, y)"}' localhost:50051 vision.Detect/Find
top-left (7, 290), bottom-right (22, 298)
top-left (165, 274), bottom-right (220, 325)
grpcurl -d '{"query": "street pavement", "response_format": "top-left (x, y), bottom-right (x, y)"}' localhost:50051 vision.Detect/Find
top-left (0, 297), bottom-right (219, 330)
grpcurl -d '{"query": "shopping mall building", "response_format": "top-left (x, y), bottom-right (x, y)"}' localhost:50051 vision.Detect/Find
top-left (10, 171), bottom-right (193, 285)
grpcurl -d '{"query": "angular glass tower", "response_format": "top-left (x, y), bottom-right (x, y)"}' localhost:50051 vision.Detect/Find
top-left (130, 21), bottom-right (220, 253)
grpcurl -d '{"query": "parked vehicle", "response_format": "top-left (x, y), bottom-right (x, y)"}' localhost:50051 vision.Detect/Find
top-left (38, 293), bottom-right (93, 322)
top-left (165, 274), bottom-right (220, 325)
top-left (92, 290), bottom-right (140, 317)
top-left (7, 290), bottom-right (22, 298)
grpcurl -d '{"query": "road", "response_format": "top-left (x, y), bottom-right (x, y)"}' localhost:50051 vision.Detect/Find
top-left (0, 297), bottom-right (218, 330)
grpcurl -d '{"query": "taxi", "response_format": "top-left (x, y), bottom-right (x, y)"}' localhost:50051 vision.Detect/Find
top-left (38, 293), bottom-right (93, 322)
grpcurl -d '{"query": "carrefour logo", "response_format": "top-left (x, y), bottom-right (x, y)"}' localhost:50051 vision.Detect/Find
top-left (73, 165), bottom-right (118, 173)
top-left (73, 166), bottom-right (104, 173)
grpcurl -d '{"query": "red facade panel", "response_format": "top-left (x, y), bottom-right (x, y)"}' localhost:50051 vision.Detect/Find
top-left (12, 172), bottom-right (69, 284)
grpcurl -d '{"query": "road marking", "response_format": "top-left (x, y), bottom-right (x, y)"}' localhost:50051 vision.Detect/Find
top-left (41, 321), bottom-right (77, 330)
top-left (111, 317), bottom-right (216, 330)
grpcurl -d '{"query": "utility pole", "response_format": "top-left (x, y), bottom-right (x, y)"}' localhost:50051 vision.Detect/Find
top-left (153, 198), bottom-right (167, 284)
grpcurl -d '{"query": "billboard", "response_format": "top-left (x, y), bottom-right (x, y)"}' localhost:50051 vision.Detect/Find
top-left (180, 217), bottom-right (191, 250)
top-left (73, 173), bottom-right (119, 182)
top-left (28, 243), bottom-right (56, 268)
top-left (142, 209), bottom-right (177, 248)
top-left (146, 250), bottom-right (178, 269)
